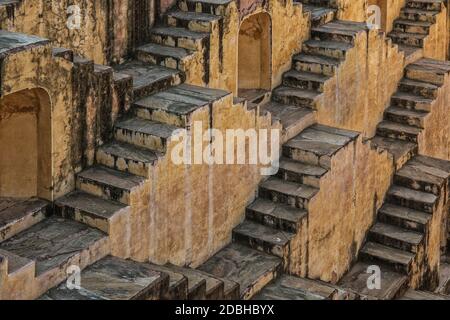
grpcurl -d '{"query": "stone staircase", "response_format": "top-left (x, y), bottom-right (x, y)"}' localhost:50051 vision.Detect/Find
top-left (193, 4), bottom-right (380, 301)
top-left (197, 123), bottom-right (359, 299)
top-left (337, 58), bottom-right (450, 299)
top-left (135, 0), bottom-right (235, 86)
top-left (372, 58), bottom-right (450, 170)
top-left (272, 19), bottom-right (366, 114)
top-left (294, 0), bottom-right (337, 27)
top-left (40, 255), bottom-right (239, 300)
top-left (390, 0), bottom-right (444, 50)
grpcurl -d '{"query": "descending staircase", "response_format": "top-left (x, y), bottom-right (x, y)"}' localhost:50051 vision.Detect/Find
top-left (196, 6), bottom-right (367, 300)
top-left (338, 58), bottom-right (450, 299)
top-left (1, 0), bottom-right (450, 301)
top-left (390, 0), bottom-right (445, 49)
top-left (372, 58), bottom-right (450, 170)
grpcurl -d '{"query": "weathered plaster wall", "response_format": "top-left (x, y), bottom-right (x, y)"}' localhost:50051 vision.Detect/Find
top-left (0, 0), bottom-right (133, 64)
top-left (306, 137), bottom-right (394, 283)
top-left (335, 0), bottom-right (367, 22)
top-left (142, 96), bottom-right (278, 266)
top-left (206, 0), bottom-right (310, 95)
top-left (0, 44), bottom-right (75, 200)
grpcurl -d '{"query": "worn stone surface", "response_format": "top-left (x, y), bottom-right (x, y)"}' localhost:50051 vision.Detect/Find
top-left (0, 198), bottom-right (50, 242)
top-left (254, 275), bottom-right (342, 300)
top-left (42, 256), bottom-right (169, 300)
top-left (198, 244), bottom-right (282, 300)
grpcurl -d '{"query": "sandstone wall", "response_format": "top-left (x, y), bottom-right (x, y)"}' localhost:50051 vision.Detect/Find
top-left (423, 6), bottom-right (448, 60)
top-left (418, 75), bottom-right (450, 161)
top-left (306, 137), bottom-right (394, 282)
top-left (317, 29), bottom-right (405, 138)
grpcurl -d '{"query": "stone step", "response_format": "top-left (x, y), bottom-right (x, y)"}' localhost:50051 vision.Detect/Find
top-left (368, 222), bottom-right (424, 253)
top-left (0, 198), bottom-right (50, 242)
top-left (371, 136), bottom-right (418, 170)
top-left (393, 19), bottom-right (432, 35)
top-left (386, 185), bottom-right (438, 214)
top-left (376, 120), bottom-right (421, 143)
top-left (150, 26), bottom-right (209, 51)
top-left (277, 157), bottom-right (327, 188)
top-left (113, 60), bottom-right (183, 100)
top-left (136, 43), bottom-right (195, 71)
top-left (114, 117), bottom-right (180, 153)
top-left (283, 124), bottom-right (358, 169)
top-left (54, 191), bottom-right (129, 235)
top-left (161, 264), bottom-right (230, 300)
top-left (296, 0), bottom-right (336, 8)
top-left (302, 39), bottom-right (352, 59)
top-left (405, 0), bottom-right (443, 11)
top-left (378, 203), bottom-right (431, 233)
top-left (272, 86), bottom-right (321, 108)
top-left (178, 0), bottom-right (233, 16)
top-left (399, 288), bottom-right (450, 300)
top-left (292, 53), bottom-right (340, 77)
top-left (233, 219), bottom-right (295, 262)
top-left (246, 198), bottom-right (308, 233)
top-left (384, 106), bottom-right (428, 129)
top-left (400, 8), bottom-right (439, 23)
top-left (399, 78), bottom-right (439, 99)
top-left (391, 91), bottom-right (433, 112)
top-left (132, 83), bottom-right (229, 127)
top-left (41, 256), bottom-right (169, 300)
top-left (96, 141), bottom-right (160, 178)
top-left (394, 157), bottom-right (449, 195)
top-left (143, 263), bottom-right (189, 300)
top-left (198, 243), bottom-right (282, 300)
top-left (397, 44), bottom-right (424, 65)
top-left (77, 166), bottom-right (146, 205)
top-left (258, 177), bottom-right (319, 210)
top-left (259, 102), bottom-right (316, 143)
top-left (311, 23), bottom-right (362, 44)
top-left (301, 5), bottom-right (336, 27)
top-left (360, 242), bottom-right (414, 275)
top-left (338, 262), bottom-right (408, 299)
top-left (0, 217), bottom-right (109, 296)
top-left (282, 70), bottom-right (329, 92)
top-left (436, 259), bottom-right (450, 295)
top-left (389, 31), bottom-right (427, 47)
top-left (0, 248), bottom-right (35, 277)
top-left (413, 154), bottom-right (450, 175)
top-left (405, 58), bottom-right (450, 85)
top-left (254, 275), bottom-right (348, 300)
top-left (165, 10), bottom-right (220, 32)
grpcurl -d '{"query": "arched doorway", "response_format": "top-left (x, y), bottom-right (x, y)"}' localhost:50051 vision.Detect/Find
top-left (0, 88), bottom-right (52, 200)
top-left (238, 12), bottom-right (271, 103)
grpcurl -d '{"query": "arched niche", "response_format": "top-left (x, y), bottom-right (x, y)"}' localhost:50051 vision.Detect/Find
top-left (0, 88), bottom-right (52, 200)
top-left (237, 12), bottom-right (272, 102)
